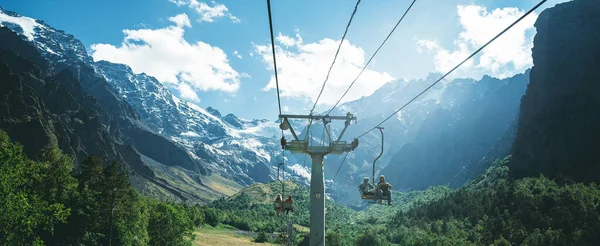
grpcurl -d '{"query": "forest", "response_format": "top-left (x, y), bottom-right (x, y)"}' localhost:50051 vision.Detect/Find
top-left (3, 129), bottom-right (600, 245)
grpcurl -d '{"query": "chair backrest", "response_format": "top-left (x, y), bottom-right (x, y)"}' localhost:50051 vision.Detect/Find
top-left (274, 201), bottom-right (283, 208)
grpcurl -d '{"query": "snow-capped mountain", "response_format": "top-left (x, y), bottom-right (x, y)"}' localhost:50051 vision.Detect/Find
top-left (0, 7), bottom-right (303, 202)
top-left (94, 60), bottom-right (286, 185)
top-left (0, 7), bottom-right (531, 208)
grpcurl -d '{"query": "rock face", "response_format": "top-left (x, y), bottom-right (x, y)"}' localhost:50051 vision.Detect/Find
top-left (510, 0), bottom-right (600, 181)
top-left (0, 27), bottom-right (119, 163)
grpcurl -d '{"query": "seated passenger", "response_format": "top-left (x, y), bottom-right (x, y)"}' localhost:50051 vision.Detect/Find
top-left (358, 177), bottom-right (375, 196)
top-left (283, 195), bottom-right (294, 214)
top-left (376, 175), bottom-right (393, 205)
top-left (274, 194), bottom-right (283, 216)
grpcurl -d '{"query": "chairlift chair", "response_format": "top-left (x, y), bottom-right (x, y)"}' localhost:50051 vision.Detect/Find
top-left (273, 161), bottom-right (294, 215)
top-left (359, 127), bottom-right (391, 205)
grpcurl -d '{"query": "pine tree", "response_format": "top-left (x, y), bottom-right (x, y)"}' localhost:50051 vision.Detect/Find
top-left (101, 161), bottom-right (149, 245)
top-left (66, 155), bottom-right (106, 245)
top-left (0, 131), bottom-right (71, 245)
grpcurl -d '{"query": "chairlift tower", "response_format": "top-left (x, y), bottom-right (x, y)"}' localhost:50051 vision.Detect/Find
top-left (279, 112), bottom-right (358, 246)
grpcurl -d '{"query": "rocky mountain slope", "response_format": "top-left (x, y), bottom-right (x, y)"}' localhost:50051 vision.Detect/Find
top-left (381, 72), bottom-right (529, 191)
top-left (510, 0), bottom-right (600, 181)
top-left (0, 8), bottom-right (273, 203)
top-left (0, 27), bottom-right (120, 164)
top-left (319, 71), bottom-right (528, 206)
top-left (93, 61), bottom-right (279, 185)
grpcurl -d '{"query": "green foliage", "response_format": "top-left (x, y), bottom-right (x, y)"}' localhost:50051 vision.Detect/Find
top-left (209, 184), bottom-right (357, 234)
top-left (382, 158), bottom-right (600, 246)
top-left (101, 161), bottom-right (150, 246)
top-left (0, 130), bottom-right (190, 246)
top-left (0, 132), bottom-right (73, 245)
top-left (355, 229), bottom-right (388, 246)
top-left (325, 230), bottom-right (343, 246)
top-left (185, 204), bottom-right (206, 227)
top-left (203, 206), bottom-right (225, 227)
top-left (254, 231), bottom-right (269, 243)
top-left (147, 202), bottom-right (194, 246)
top-left (3, 130), bottom-right (600, 246)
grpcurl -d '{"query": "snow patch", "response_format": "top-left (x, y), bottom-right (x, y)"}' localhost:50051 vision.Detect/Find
top-left (230, 138), bottom-right (271, 161)
top-left (181, 131), bottom-right (200, 137)
top-left (0, 10), bottom-right (40, 41)
top-left (288, 164), bottom-right (311, 181)
top-left (232, 122), bottom-right (280, 138)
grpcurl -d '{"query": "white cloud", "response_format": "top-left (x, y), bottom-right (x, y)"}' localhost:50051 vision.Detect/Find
top-left (255, 32), bottom-right (395, 106)
top-left (177, 83), bottom-right (200, 102)
top-left (276, 32), bottom-right (303, 47)
top-left (233, 50), bottom-right (242, 59)
top-left (91, 14), bottom-right (241, 93)
top-left (170, 0), bottom-right (239, 23)
top-left (416, 40), bottom-right (440, 54)
top-left (168, 0), bottom-right (188, 6)
top-left (168, 13), bottom-right (191, 28)
top-left (417, 5), bottom-right (537, 79)
top-left (283, 106), bottom-right (290, 112)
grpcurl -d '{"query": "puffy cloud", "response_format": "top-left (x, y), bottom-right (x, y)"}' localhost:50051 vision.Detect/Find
top-left (417, 5), bottom-right (537, 79)
top-left (91, 13), bottom-right (241, 93)
top-left (255, 32), bottom-right (395, 106)
top-left (283, 106), bottom-right (290, 112)
top-left (168, 13), bottom-right (191, 28)
top-left (177, 83), bottom-right (200, 102)
top-left (276, 32), bottom-right (302, 47)
top-left (170, 0), bottom-right (239, 23)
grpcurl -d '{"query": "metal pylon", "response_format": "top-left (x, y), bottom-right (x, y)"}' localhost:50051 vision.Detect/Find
top-left (279, 113), bottom-right (358, 246)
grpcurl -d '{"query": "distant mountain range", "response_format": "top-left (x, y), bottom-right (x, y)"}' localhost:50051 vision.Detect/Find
top-left (0, 6), bottom-right (534, 206)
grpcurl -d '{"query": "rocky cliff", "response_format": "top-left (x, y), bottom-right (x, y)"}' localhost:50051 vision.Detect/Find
top-left (0, 27), bottom-right (119, 163)
top-left (510, 0), bottom-right (600, 181)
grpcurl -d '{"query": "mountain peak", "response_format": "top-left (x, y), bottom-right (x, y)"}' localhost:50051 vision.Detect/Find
top-left (96, 60), bottom-right (134, 74)
top-left (205, 106), bottom-right (222, 118)
top-left (0, 8), bottom-right (41, 41)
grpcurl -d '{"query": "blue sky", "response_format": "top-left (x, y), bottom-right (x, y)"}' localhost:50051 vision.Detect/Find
top-left (1, 0), bottom-right (568, 120)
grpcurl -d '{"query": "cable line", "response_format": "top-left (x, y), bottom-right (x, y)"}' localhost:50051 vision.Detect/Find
top-left (310, 0), bottom-right (362, 114)
top-left (266, 0), bottom-right (282, 116)
top-left (355, 0), bottom-right (547, 139)
top-left (332, 152), bottom-right (350, 181)
top-left (326, 0), bottom-right (418, 115)
top-left (267, 0), bottom-right (288, 197)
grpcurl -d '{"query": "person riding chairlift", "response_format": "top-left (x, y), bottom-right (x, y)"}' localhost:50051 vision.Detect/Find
top-left (274, 194), bottom-right (283, 216)
top-left (376, 175), bottom-right (393, 205)
top-left (283, 195), bottom-right (294, 214)
top-left (358, 177), bottom-right (375, 196)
